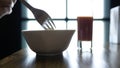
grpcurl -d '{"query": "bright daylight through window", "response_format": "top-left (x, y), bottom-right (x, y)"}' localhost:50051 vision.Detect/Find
top-left (22, 0), bottom-right (105, 20)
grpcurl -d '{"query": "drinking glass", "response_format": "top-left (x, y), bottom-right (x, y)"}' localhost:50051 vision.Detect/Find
top-left (77, 0), bottom-right (93, 50)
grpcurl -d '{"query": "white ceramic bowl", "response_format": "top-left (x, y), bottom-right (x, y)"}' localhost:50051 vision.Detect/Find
top-left (22, 30), bottom-right (75, 55)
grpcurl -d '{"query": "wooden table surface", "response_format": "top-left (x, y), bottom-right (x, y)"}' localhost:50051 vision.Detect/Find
top-left (0, 43), bottom-right (120, 68)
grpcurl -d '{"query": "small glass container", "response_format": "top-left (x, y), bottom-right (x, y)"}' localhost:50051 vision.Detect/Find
top-left (77, 0), bottom-right (93, 50)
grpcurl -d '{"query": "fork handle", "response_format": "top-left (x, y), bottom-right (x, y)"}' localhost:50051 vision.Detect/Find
top-left (20, 0), bottom-right (35, 12)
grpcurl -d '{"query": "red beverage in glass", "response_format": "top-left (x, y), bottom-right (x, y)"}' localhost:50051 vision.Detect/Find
top-left (77, 16), bottom-right (93, 41)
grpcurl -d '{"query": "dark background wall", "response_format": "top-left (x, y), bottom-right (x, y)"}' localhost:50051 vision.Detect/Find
top-left (0, 1), bottom-right (21, 59)
top-left (103, 0), bottom-right (120, 19)
top-left (110, 0), bottom-right (120, 8)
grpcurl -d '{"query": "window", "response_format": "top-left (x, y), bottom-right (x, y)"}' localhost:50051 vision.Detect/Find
top-left (21, 0), bottom-right (110, 48)
top-left (22, 0), bottom-right (110, 20)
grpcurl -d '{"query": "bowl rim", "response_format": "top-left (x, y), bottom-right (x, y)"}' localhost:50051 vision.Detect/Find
top-left (22, 30), bottom-right (75, 32)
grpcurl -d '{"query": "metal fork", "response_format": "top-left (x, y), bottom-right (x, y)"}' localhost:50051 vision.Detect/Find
top-left (20, 0), bottom-right (56, 30)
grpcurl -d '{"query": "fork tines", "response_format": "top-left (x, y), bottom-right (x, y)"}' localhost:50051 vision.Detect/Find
top-left (42, 19), bottom-right (56, 30)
